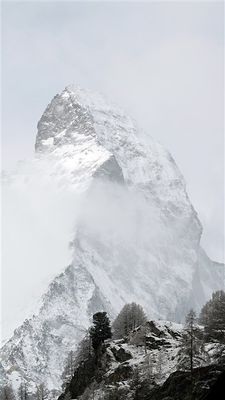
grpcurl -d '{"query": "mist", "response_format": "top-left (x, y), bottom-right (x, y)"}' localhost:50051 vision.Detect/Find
top-left (1, 158), bottom-right (83, 341)
top-left (1, 158), bottom-right (188, 342)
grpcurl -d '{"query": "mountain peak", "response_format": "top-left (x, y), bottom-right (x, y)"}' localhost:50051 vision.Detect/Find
top-left (62, 84), bottom-right (116, 110)
top-left (35, 85), bottom-right (132, 155)
top-left (35, 86), bottom-right (184, 193)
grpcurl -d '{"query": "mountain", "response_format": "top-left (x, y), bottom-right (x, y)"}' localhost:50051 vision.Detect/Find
top-left (0, 85), bottom-right (224, 398)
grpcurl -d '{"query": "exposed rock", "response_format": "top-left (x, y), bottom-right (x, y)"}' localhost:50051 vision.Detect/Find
top-left (107, 363), bottom-right (133, 383)
top-left (149, 365), bottom-right (225, 400)
top-left (110, 346), bottom-right (133, 363)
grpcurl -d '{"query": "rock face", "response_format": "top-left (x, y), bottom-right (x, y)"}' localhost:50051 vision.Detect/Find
top-left (0, 86), bottom-right (224, 397)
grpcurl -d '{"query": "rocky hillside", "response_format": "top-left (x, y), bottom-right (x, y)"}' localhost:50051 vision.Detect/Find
top-left (58, 320), bottom-right (225, 400)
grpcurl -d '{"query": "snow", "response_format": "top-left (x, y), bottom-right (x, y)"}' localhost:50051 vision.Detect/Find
top-left (1, 85), bottom-right (224, 398)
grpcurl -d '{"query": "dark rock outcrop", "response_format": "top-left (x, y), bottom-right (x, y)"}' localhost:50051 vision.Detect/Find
top-left (110, 346), bottom-right (132, 363)
top-left (149, 365), bottom-right (225, 400)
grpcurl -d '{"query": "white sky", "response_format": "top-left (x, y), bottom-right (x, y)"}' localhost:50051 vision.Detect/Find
top-left (1, 0), bottom-right (224, 262)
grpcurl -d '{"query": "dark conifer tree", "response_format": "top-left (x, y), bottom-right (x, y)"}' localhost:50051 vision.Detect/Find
top-left (18, 382), bottom-right (29, 400)
top-left (1, 386), bottom-right (15, 400)
top-left (90, 312), bottom-right (112, 351)
top-left (199, 290), bottom-right (225, 342)
top-left (112, 303), bottom-right (147, 339)
top-left (61, 350), bottom-right (76, 390)
top-left (35, 383), bottom-right (48, 400)
top-left (177, 309), bottom-right (204, 376)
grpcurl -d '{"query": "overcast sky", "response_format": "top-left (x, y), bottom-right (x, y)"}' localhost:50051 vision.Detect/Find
top-left (2, 1), bottom-right (224, 262)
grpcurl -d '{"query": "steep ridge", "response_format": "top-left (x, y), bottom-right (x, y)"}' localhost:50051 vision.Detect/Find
top-left (0, 86), bottom-right (224, 397)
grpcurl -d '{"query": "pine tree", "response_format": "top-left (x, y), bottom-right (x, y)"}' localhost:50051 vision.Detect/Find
top-left (36, 383), bottom-right (48, 400)
top-left (177, 309), bottom-right (204, 376)
top-left (112, 303), bottom-right (147, 339)
top-left (199, 299), bottom-right (213, 326)
top-left (90, 312), bottom-right (112, 351)
top-left (64, 392), bottom-right (72, 400)
top-left (18, 382), bottom-right (29, 400)
top-left (61, 350), bottom-right (76, 389)
top-left (75, 333), bottom-right (93, 365)
top-left (199, 290), bottom-right (225, 342)
top-left (1, 386), bottom-right (15, 400)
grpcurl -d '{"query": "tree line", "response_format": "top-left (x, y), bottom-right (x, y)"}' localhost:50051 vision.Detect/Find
top-left (60, 291), bottom-right (225, 398)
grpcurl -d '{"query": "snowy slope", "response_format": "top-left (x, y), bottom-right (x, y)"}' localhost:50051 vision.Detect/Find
top-left (0, 264), bottom-right (113, 395)
top-left (1, 85), bottom-right (224, 398)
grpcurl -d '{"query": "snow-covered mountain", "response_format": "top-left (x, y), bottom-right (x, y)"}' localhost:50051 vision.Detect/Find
top-left (1, 86), bottom-right (224, 397)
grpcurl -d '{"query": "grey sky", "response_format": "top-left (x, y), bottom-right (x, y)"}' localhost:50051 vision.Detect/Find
top-left (2, 0), bottom-right (224, 262)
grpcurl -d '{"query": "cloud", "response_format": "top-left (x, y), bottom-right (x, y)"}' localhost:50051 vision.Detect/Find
top-left (1, 0), bottom-right (224, 325)
top-left (1, 159), bottom-right (82, 341)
